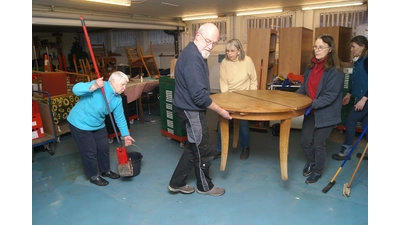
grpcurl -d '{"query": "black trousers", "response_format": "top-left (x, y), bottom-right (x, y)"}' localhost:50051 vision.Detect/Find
top-left (300, 114), bottom-right (335, 174)
top-left (69, 122), bottom-right (110, 178)
top-left (169, 108), bottom-right (216, 192)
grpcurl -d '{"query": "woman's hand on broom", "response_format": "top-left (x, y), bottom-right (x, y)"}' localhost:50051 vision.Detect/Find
top-left (123, 136), bottom-right (135, 146)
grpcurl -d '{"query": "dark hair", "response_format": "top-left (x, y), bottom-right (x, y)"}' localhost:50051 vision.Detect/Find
top-left (307, 34), bottom-right (342, 71)
top-left (351, 35), bottom-right (368, 58)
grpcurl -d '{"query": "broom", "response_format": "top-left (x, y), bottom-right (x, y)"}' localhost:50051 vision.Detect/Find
top-left (80, 16), bottom-right (133, 177)
top-left (322, 125), bottom-right (368, 193)
top-left (343, 143), bottom-right (368, 197)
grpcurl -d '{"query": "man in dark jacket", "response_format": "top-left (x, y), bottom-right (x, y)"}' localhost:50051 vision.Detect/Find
top-left (168, 23), bottom-right (232, 196)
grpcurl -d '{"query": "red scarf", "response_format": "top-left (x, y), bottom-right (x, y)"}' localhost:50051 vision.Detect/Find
top-left (307, 56), bottom-right (327, 100)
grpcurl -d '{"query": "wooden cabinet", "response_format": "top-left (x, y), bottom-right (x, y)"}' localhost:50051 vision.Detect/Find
top-left (278, 27), bottom-right (313, 75)
top-left (314, 26), bottom-right (352, 62)
top-left (246, 28), bottom-right (277, 89)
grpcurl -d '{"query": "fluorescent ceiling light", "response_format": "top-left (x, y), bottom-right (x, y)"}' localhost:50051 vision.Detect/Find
top-left (236, 8), bottom-right (283, 16)
top-left (182, 15), bottom-right (218, 21)
top-left (302, 1), bottom-right (363, 10)
top-left (86, 0), bottom-right (131, 7)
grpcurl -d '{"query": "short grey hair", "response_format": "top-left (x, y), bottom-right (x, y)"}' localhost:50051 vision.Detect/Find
top-left (108, 71), bottom-right (129, 83)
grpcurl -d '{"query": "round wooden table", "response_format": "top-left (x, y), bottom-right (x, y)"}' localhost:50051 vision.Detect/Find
top-left (210, 90), bottom-right (312, 180)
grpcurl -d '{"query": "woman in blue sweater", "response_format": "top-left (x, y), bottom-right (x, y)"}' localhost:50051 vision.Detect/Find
top-left (332, 35), bottom-right (368, 160)
top-left (296, 34), bottom-right (344, 184)
top-left (67, 71), bottom-right (135, 186)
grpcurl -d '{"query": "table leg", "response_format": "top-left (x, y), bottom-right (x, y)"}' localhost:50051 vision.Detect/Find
top-left (232, 119), bottom-right (240, 148)
top-left (220, 116), bottom-right (229, 171)
top-left (279, 119), bottom-right (292, 180)
top-left (138, 96), bottom-right (144, 124)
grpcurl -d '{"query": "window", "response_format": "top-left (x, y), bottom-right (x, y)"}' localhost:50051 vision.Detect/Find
top-left (319, 10), bottom-right (368, 36)
top-left (244, 15), bottom-right (293, 44)
top-left (113, 30), bottom-right (137, 47)
top-left (190, 20), bottom-right (228, 42)
top-left (149, 30), bottom-right (175, 44)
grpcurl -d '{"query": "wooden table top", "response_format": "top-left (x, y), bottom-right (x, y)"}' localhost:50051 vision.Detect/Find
top-left (211, 90), bottom-right (311, 114)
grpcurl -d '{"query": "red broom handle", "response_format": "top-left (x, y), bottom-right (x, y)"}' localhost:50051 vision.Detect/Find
top-left (80, 16), bottom-right (104, 93)
top-left (79, 16), bottom-right (122, 145)
top-left (259, 59), bottom-right (263, 90)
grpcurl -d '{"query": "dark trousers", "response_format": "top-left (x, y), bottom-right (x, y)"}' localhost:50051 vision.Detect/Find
top-left (69, 122), bottom-right (110, 178)
top-left (300, 114), bottom-right (335, 174)
top-left (169, 108), bottom-right (215, 192)
top-left (344, 100), bottom-right (368, 145)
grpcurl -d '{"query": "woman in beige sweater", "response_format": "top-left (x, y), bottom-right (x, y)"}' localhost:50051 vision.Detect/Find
top-left (215, 39), bottom-right (258, 160)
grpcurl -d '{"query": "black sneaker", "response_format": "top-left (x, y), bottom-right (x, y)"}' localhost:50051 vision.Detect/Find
top-left (332, 153), bottom-right (350, 161)
top-left (101, 171), bottom-right (120, 179)
top-left (302, 163), bottom-right (315, 177)
top-left (305, 171), bottom-right (321, 184)
top-left (90, 177), bottom-right (109, 186)
top-left (240, 147), bottom-right (250, 160)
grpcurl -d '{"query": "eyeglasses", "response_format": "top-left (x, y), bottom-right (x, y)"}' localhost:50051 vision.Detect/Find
top-left (199, 33), bottom-right (218, 47)
top-left (313, 45), bottom-right (330, 51)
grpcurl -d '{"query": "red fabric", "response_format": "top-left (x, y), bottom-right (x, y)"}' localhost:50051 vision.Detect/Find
top-left (287, 73), bottom-right (304, 83)
top-left (307, 56), bottom-right (327, 100)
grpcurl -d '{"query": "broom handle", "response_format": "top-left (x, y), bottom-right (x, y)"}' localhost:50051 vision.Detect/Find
top-left (347, 143), bottom-right (368, 187)
top-left (259, 59), bottom-right (263, 90)
top-left (80, 16), bottom-right (121, 145)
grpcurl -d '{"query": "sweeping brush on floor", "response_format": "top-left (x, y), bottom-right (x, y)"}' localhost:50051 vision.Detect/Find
top-left (343, 143), bottom-right (368, 197)
top-left (322, 125), bottom-right (368, 194)
top-left (80, 16), bottom-right (134, 177)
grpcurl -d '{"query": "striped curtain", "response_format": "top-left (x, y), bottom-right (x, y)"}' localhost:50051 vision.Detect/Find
top-left (191, 20), bottom-right (228, 42)
top-left (245, 15), bottom-right (293, 43)
top-left (319, 10), bottom-right (368, 36)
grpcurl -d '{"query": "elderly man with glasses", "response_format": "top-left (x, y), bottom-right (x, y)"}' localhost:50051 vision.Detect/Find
top-left (167, 23), bottom-right (232, 197)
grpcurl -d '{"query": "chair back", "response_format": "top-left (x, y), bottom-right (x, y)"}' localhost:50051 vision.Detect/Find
top-left (92, 43), bottom-right (107, 58)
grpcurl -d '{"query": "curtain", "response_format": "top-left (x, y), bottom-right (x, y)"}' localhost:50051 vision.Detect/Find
top-left (319, 10), bottom-right (368, 36)
top-left (190, 20), bottom-right (228, 42)
top-left (149, 30), bottom-right (174, 44)
top-left (113, 30), bottom-right (137, 47)
top-left (244, 15), bottom-right (293, 43)
top-left (88, 32), bottom-right (106, 45)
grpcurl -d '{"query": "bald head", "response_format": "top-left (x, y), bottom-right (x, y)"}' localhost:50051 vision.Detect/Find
top-left (194, 23), bottom-right (219, 59)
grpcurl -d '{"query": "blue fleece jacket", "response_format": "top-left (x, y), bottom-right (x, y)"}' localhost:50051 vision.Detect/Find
top-left (172, 42), bottom-right (212, 111)
top-left (67, 80), bottom-right (129, 136)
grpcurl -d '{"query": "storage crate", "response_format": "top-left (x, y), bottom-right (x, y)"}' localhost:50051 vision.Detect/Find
top-left (32, 100), bottom-right (45, 139)
top-left (159, 76), bottom-right (187, 142)
top-left (159, 76), bottom-right (175, 103)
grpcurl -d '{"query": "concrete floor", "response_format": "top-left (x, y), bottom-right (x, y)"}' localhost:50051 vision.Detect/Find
top-left (31, 106), bottom-right (369, 225)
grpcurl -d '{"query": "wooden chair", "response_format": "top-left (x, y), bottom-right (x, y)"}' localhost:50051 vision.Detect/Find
top-left (91, 43), bottom-right (117, 76)
top-left (79, 58), bottom-right (97, 80)
top-left (137, 41), bottom-right (160, 78)
top-left (91, 43), bottom-right (107, 58)
top-left (125, 46), bottom-right (144, 77)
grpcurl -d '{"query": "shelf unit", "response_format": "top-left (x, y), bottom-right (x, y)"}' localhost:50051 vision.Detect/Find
top-left (33, 34), bottom-right (63, 59)
top-left (314, 26), bottom-right (352, 63)
top-left (246, 28), bottom-right (277, 90)
top-left (278, 27), bottom-right (313, 75)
